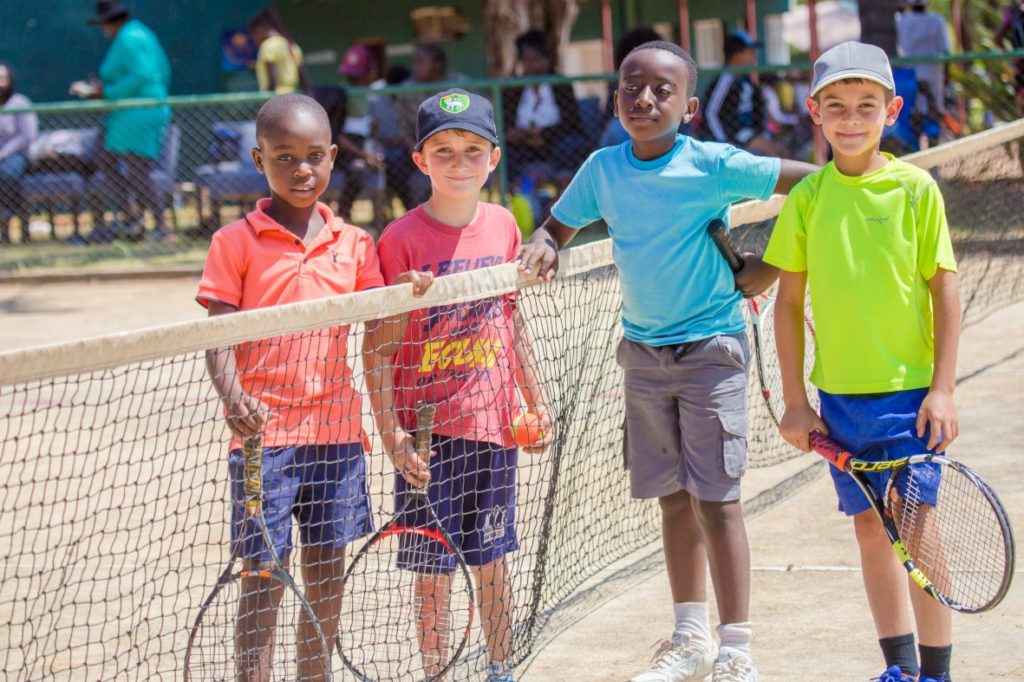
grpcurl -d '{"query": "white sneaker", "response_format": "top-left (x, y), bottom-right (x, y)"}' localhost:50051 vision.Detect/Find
top-left (711, 651), bottom-right (758, 682)
top-left (630, 631), bottom-right (716, 682)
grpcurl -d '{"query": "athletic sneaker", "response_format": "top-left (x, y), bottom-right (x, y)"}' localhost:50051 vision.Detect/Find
top-left (486, 662), bottom-right (515, 682)
top-left (711, 651), bottom-right (758, 682)
top-left (630, 631), bottom-right (716, 682)
top-left (873, 666), bottom-right (914, 681)
top-left (917, 677), bottom-right (945, 682)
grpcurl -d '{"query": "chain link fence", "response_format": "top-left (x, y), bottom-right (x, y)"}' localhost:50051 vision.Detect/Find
top-left (0, 51), bottom-right (1020, 274)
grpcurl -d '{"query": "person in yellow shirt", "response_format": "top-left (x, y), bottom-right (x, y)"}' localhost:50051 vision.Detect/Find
top-left (764, 41), bottom-right (959, 682)
top-left (249, 8), bottom-right (309, 94)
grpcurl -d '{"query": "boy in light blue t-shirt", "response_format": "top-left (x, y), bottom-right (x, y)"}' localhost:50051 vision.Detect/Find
top-left (521, 41), bottom-right (815, 682)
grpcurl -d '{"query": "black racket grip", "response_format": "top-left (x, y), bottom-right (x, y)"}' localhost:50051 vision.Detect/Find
top-left (707, 219), bottom-right (745, 273)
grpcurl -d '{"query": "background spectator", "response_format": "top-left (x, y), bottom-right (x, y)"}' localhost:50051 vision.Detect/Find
top-left (896, 0), bottom-right (952, 142)
top-left (995, 1), bottom-right (1024, 115)
top-left (249, 7), bottom-right (310, 95)
top-left (502, 30), bottom-right (584, 185)
top-left (598, 26), bottom-right (663, 148)
top-left (0, 62), bottom-right (37, 242)
top-left (335, 44), bottom-right (386, 222)
top-left (374, 44), bottom-right (464, 212)
top-left (73, 1), bottom-right (172, 241)
top-left (701, 30), bottom-right (789, 158)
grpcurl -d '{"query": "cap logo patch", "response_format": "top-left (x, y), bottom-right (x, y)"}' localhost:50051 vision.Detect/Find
top-left (439, 93), bottom-right (470, 114)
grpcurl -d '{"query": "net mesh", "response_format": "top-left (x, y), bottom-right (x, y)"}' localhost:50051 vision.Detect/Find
top-left (0, 121), bottom-right (1022, 679)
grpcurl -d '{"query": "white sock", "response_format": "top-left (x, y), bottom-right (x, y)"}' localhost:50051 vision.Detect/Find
top-left (717, 621), bottom-right (753, 660)
top-left (672, 602), bottom-right (714, 651)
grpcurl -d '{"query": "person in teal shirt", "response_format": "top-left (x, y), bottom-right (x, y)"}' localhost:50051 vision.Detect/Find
top-left (76, 1), bottom-right (172, 241)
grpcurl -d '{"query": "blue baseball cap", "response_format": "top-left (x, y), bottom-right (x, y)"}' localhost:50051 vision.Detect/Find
top-left (415, 88), bottom-right (499, 150)
top-left (724, 30), bottom-right (763, 58)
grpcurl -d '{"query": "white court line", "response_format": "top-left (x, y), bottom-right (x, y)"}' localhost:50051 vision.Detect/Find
top-left (752, 565), bottom-right (1024, 573)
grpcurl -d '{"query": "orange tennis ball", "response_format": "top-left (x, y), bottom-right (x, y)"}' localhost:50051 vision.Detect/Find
top-left (510, 412), bottom-right (547, 448)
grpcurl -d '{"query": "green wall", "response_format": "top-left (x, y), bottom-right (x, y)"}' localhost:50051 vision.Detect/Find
top-left (0, 0), bottom-right (263, 103)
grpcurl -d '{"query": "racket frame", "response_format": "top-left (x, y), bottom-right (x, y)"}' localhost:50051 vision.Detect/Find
top-left (337, 403), bottom-right (476, 682)
top-left (809, 431), bottom-right (1016, 613)
top-left (183, 435), bottom-right (334, 681)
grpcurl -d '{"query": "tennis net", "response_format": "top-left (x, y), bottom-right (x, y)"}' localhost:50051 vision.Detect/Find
top-left (0, 120), bottom-right (1022, 680)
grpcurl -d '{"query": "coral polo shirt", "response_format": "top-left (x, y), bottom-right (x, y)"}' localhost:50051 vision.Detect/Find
top-left (197, 199), bottom-right (384, 448)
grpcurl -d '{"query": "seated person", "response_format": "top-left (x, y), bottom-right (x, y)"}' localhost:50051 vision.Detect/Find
top-left (501, 30), bottom-right (583, 190)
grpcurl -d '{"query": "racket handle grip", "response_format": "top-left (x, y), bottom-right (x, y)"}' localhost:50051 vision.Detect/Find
top-left (415, 403), bottom-right (436, 463)
top-left (808, 431), bottom-right (852, 472)
top-left (242, 435), bottom-right (262, 515)
top-left (707, 219), bottom-right (745, 273)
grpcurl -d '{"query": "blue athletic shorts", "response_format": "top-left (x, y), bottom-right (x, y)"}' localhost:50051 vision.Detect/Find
top-left (229, 443), bottom-right (372, 562)
top-left (819, 387), bottom-right (941, 516)
top-left (395, 435), bottom-right (519, 573)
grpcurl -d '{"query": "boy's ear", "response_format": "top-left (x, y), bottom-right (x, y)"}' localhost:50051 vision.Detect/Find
top-left (412, 149), bottom-right (429, 176)
top-left (488, 144), bottom-right (502, 172)
top-left (329, 143), bottom-right (338, 165)
top-left (806, 97), bottom-right (822, 125)
top-left (251, 146), bottom-right (265, 174)
top-left (681, 96), bottom-right (699, 124)
top-left (885, 95), bottom-right (904, 126)
top-left (612, 89), bottom-right (619, 118)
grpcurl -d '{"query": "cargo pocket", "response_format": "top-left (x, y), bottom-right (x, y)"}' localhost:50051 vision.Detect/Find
top-left (718, 408), bottom-right (749, 478)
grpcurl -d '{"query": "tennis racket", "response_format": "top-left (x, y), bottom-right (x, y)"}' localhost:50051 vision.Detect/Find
top-left (809, 431), bottom-right (1015, 613)
top-left (338, 402), bottom-right (475, 682)
top-left (707, 219), bottom-right (817, 426)
top-left (184, 435), bottom-right (333, 681)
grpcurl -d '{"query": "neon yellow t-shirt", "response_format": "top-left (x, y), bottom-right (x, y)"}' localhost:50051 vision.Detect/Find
top-left (763, 155), bottom-right (957, 394)
top-left (255, 35), bottom-right (303, 94)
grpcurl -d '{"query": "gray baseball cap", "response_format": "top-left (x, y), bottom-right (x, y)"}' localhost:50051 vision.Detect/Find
top-left (810, 41), bottom-right (895, 98)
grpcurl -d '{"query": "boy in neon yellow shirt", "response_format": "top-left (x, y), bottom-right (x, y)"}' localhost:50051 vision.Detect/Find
top-left (764, 42), bottom-right (960, 682)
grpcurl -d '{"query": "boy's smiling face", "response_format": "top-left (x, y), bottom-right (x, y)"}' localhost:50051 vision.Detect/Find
top-left (614, 48), bottom-right (699, 160)
top-left (413, 129), bottom-right (500, 201)
top-left (808, 79), bottom-right (902, 166)
top-left (252, 110), bottom-right (337, 210)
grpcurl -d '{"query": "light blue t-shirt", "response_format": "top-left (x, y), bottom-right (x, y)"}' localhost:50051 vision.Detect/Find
top-left (551, 135), bottom-right (780, 346)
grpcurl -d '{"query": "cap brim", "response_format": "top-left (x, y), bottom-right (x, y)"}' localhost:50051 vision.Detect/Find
top-left (810, 71), bottom-right (894, 97)
top-left (415, 122), bottom-right (499, 150)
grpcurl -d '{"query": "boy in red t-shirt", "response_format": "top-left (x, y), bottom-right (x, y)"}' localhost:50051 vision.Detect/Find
top-left (370, 89), bottom-right (551, 682)
top-left (197, 94), bottom-right (392, 679)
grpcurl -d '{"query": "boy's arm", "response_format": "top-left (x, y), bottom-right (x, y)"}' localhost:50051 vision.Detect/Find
top-left (774, 270), bottom-right (828, 451)
top-left (204, 301), bottom-right (266, 438)
top-left (518, 217), bottom-right (579, 283)
top-left (773, 159), bottom-right (819, 195)
top-left (918, 268), bottom-right (960, 453)
top-left (361, 337), bottom-right (431, 487)
top-left (512, 308), bottom-right (553, 453)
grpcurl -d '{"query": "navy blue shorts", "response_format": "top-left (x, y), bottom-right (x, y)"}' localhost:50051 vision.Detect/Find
top-left (395, 436), bottom-right (519, 573)
top-left (229, 443), bottom-right (372, 562)
top-left (819, 387), bottom-right (941, 517)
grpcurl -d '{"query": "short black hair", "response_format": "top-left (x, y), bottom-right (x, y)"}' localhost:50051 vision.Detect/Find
top-left (417, 43), bottom-right (447, 69)
top-left (515, 29), bottom-right (549, 58)
top-left (623, 40), bottom-right (699, 97)
top-left (255, 94), bottom-right (332, 145)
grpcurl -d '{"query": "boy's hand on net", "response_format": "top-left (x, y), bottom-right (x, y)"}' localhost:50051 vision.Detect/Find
top-left (780, 402), bottom-right (828, 452)
top-left (519, 234), bottom-right (559, 283)
top-left (383, 428), bottom-right (432, 487)
top-left (222, 391), bottom-right (266, 439)
top-left (393, 269), bottom-right (435, 297)
top-left (917, 389), bottom-right (958, 453)
top-left (734, 254), bottom-right (780, 297)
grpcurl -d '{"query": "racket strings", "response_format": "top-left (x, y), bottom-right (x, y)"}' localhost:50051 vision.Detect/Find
top-left (189, 574), bottom-right (311, 680)
top-left (890, 462), bottom-right (1011, 610)
top-left (340, 530), bottom-right (474, 681)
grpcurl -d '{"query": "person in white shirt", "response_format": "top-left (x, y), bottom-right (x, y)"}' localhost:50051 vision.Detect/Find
top-left (896, 0), bottom-right (952, 119)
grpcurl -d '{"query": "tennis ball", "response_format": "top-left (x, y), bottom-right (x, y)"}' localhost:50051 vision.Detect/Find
top-left (511, 412), bottom-right (547, 448)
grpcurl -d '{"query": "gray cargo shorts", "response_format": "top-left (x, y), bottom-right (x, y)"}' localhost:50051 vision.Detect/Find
top-left (616, 333), bottom-right (750, 502)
